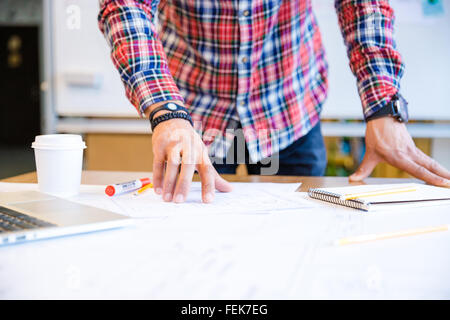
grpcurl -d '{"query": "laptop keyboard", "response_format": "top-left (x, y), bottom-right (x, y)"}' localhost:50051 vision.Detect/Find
top-left (0, 205), bottom-right (56, 233)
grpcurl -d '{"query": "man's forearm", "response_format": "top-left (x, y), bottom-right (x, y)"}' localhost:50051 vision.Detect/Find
top-left (98, 0), bottom-right (184, 116)
top-left (334, 0), bottom-right (404, 119)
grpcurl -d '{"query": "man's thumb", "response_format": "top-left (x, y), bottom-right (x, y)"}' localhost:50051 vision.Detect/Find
top-left (215, 173), bottom-right (233, 192)
top-left (349, 151), bottom-right (379, 182)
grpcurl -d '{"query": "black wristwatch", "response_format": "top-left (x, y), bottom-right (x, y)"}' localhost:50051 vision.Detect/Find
top-left (365, 94), bottom-right (409, 123)
top-left (149, 102), bottom-right (193, 131)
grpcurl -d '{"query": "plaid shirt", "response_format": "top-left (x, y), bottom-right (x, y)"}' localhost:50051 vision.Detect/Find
top-left (98, 0), bottom-right (404, 162)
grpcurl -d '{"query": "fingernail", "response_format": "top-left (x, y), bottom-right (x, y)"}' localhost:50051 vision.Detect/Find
top-left (204, 193), bottom-right (213, 203)
top-left (163, 193), bottom-right (172, 201)
top-left (445, 180), bottom-right (450, 187)
top-left (155, 188), bottom-right (162, 195)
top-left (174, 194), bottom-right (184, 203)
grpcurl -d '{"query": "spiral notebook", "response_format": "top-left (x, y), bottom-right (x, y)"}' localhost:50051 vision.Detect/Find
top-left (307, 183), bottom-right (450, 211)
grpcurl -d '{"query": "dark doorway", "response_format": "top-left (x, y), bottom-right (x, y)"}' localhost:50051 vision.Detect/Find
top-left (0, 26), bottom-right (41, 144)
top-left (0, 26), bottom-right (40, 178)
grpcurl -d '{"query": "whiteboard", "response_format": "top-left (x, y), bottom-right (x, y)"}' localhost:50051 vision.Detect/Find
top-left (52, 0), bottom-right (136, 117)
top-left (314, 0), bottom-right (450, 120)
top-left (52, 0), bottom-right (450, 120)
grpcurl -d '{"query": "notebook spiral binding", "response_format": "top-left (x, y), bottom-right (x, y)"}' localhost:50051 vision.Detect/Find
top-left (308, 188), bottom-right (369, 211)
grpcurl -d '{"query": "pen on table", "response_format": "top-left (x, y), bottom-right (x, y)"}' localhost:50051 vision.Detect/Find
top-left (336, 224), bottom-right (449, 246)
top-left (134, 183), bottom-right (154, 196)
top-left (339, 186), bottom-right (417, 201)
top-left (105, 177), bottom-right (151, 196)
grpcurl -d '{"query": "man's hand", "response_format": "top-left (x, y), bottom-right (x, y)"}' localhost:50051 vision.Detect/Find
top-left (148, 105), bottom-right (232, 203)
top-left (349, 117), bottom-right (450, 187)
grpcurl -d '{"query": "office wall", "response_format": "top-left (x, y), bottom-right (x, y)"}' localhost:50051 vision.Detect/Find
top-left (314, 0), bottom-right (450, 120)
top-left (50, 0), bottom-right (450, 120)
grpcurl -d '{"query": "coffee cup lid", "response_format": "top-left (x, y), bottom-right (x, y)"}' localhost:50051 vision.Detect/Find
top-left (32, 134), bottom-right (87, 150)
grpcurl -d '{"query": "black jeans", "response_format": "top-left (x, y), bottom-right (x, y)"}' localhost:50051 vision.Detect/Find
top-left (213, 122), bottom-right (327, 176)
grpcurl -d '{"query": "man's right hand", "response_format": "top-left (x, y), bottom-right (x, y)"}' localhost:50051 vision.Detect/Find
top-left (146, 102), bottom-right (232, 203)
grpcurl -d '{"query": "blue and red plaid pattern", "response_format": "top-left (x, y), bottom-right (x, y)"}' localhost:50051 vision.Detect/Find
top-left (98, 0), bottom-right (404, 162)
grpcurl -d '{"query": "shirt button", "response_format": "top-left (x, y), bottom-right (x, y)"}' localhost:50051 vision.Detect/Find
top-left (240, 101), bottom-right (245, 106)
top-left (241, 56), bottom-right (248, 63)
top-left (243, 10), bottom-right (250, 17)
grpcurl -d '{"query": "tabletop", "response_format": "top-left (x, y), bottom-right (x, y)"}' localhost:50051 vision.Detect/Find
top-left (1, 171), bottom-right (449, 299)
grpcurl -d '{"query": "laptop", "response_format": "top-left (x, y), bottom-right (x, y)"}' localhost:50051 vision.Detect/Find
top-left (0, 190), bottom-right (132, 246)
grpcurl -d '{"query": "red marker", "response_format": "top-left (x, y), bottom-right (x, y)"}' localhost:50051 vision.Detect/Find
top-left (105, 178), bottom-right (151, 197)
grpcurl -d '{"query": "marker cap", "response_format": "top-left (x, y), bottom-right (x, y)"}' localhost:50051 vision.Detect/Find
top-left (105, 185), bottom-right (115, 197)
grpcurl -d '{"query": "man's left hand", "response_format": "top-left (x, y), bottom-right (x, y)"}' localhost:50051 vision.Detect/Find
top-left (349, 117), bottom-right (450, 187)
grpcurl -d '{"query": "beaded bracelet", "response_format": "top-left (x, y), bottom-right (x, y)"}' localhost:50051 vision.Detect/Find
top-left (150, 111), bottom-right (193, 131)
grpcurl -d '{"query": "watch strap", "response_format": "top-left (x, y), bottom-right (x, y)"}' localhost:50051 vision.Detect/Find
top-left (365, 94), bottom-right (408, 123)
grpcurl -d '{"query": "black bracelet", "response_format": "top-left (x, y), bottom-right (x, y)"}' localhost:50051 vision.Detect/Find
top-left (150, 112), bottom-right (193, 131)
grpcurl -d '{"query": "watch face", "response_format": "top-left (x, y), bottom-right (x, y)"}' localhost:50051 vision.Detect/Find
top-left (395, 96), bottom-right (409, 122)
top-left (167, 103), bottom-right (178, 111)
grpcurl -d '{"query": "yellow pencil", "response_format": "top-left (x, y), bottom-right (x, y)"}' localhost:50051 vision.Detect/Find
top-left (339, 186), bottom-right (417, 201)
top-left (133, 183), bottom-right (153, 196)
top-left (336, 224), bottom-right (449, 246)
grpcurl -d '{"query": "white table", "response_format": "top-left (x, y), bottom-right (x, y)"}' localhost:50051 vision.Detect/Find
top-left (1, 172), bottom-right (449, 299)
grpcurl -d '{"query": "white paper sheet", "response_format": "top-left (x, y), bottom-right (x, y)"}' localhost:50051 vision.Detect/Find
top-left (97, 182), bottom-right (318, 218)
top-left (0, 182), bottom-right (317, 218)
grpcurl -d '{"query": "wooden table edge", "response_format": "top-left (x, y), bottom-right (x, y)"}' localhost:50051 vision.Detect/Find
top-left (1, 171), bottom-right (420, 192)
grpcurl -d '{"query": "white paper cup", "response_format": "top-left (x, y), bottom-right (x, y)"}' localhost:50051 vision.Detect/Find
top-left (32, 134), bottom-right (86, 197)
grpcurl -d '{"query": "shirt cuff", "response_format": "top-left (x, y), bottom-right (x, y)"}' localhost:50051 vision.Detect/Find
top-left (358, 75), bottom-right (400, 120)
top-left (127, 70), bottom-right (185, 117)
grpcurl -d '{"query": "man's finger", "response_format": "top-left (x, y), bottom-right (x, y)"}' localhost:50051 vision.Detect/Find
top-left (152, 157), bottom-right (165, 195)
top-left (214, 172), bottom-right (233, 192)
top-left (389, 153), bottom-right (449, 187)
top-left (412, 148), bottom-right (450, 181)
top-left (173, 160), bottom-right (196, 203)
top-left (162, 155), bottom-right (181, 202)
top-left (198, 164), bottom-right (215, 203)
top-left (349, 150), bottom-right (380, 182)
